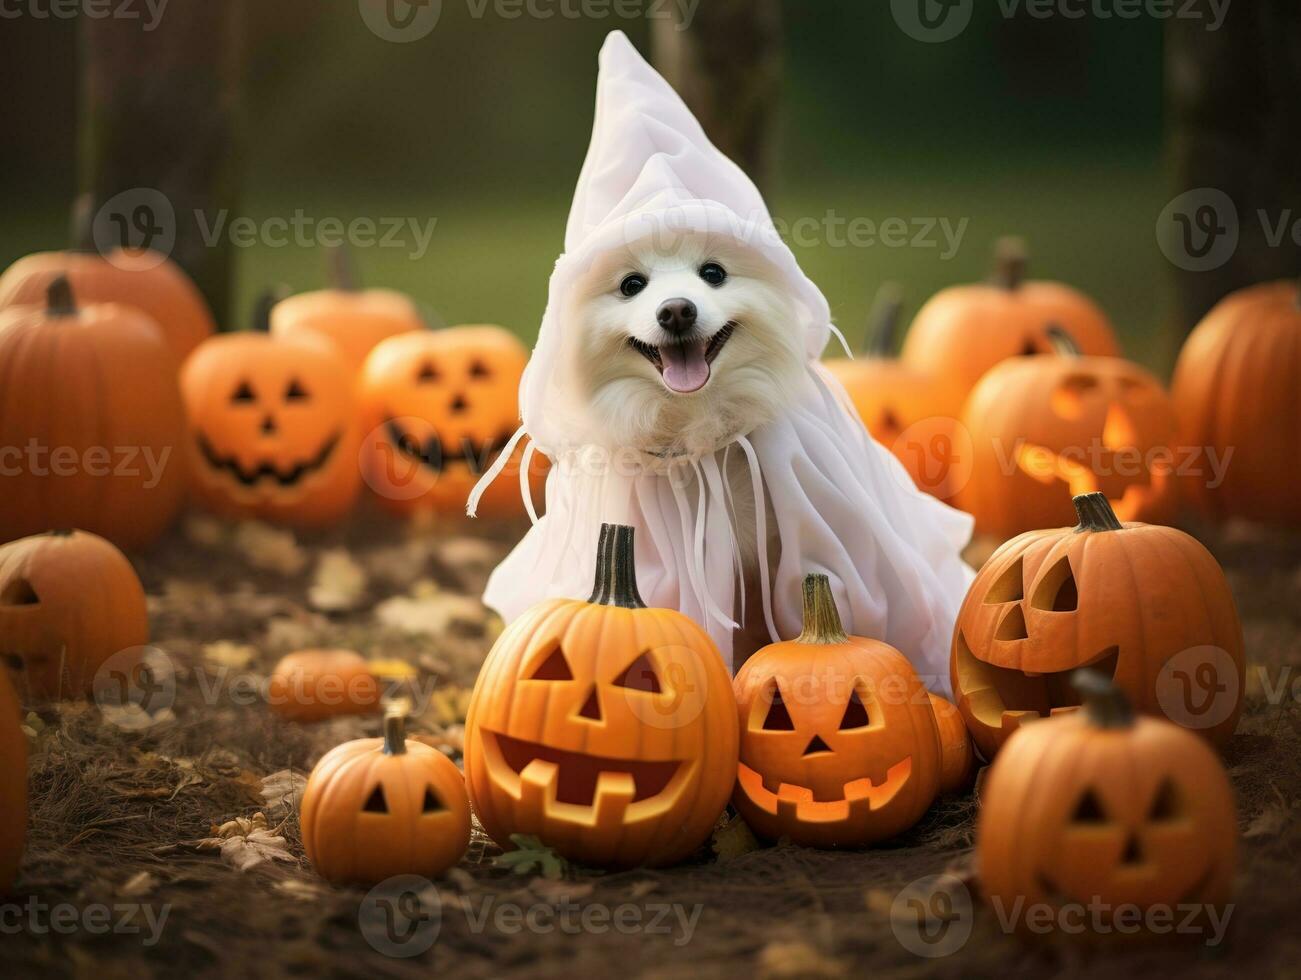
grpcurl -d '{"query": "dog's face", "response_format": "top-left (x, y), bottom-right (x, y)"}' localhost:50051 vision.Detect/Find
top-left (570, 236), bottom-right (805, 455)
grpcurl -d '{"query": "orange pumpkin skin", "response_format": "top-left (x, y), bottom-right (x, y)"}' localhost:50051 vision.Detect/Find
top-left (0, 668), bottom-right (26, 893)
top-left (271, 288), bottom-right (423, 377)
top-left (957, 334), bottom-right (1179, 539)
top-left (0, 530), bottom-right (149, 700)
top-left (464, 525), bottom-right (738, 869)
top-left (180, 333), bottom-right (362, 527)
top-left (1171, 280), bottom-right (1301, 527)
top-left (358, 326), bottom-right (544, 518)
top-left (978, 673), bottom-right (1235, 934)
top-left (301, 711), bottom-right (471, 885)
top-left (952, 493), bottom-right (1244, 761)
top-left (928, 693), bottom-right (975, 795)
top-left (902, 240), bottom-right (1120, 418)
top-left (0, 279), bottom-right (186, 550)
top-left (732, 575), bottom-right (943, 848)
top-left (268, 650), bottom-right (382, 723)
top-left (0, 249), bottom-right (214, 363)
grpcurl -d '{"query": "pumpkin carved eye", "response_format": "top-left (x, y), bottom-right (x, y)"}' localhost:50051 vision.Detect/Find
top-left (1031, 557), bottom-right (1078, 612)
top-left (0, 577), bottom-right (38, 605)
top-left (762, 685), bottom-right (795, 731)
top-left (983, 557), bottom-right (1024, 604)
top-left (363, 785), bottom-right (388, 813)
top-left (839, 689), bottom-right (870, 730)
top-left (1147, 779), bottom-right (1183, 822)
top-left (1051, 374), bottom-right (1100, 419)
top-left (1072, 788), bottom-right (1107, 824)
top-left (613, 653), bottom-right (661, 694)
top-left (284, 378), bottom-right (309, 402)
top-left (416, 361), bottom-right (440, 383)
top-left (529, 645), bottom-right (573, 681)
top-left (230, 380), bottom-right (256, 404)
top-left (422, 787), bottom-right (446, 813)
top-left (469, 360), bottom-right (491, 380)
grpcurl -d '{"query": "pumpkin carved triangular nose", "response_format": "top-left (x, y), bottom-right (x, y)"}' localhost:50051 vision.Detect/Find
top-left (577, 686), bottom-right (602, 721)
top-left (1120, 833), bottom-right (1144, 866)
top-left (803, 735), bottom-right (832, 756)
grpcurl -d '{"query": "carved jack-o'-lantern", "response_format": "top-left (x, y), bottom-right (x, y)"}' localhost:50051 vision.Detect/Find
top-left (0, 530), bottom-right (149, 700)
top-left (732, 574), bottom-right (943, 848)
top-left (957, 328), bottom-right (1179, 539)
top-left (902, 238), bottom-right (1121, 418)
top-left (464, 524), bottom-right (738, 868)
top-left (979, 671), bottom-right (1236, 933)
top-left (0, 668), bottom-right (26, 893)
top-left (952, 493), bottom-right (1244, 760)
top-left (301, 707), bottom-right (471, 885)
top-left (180, 333), bottom-right (362, 527)
top-left (359, 326), bottom-right (544, 517)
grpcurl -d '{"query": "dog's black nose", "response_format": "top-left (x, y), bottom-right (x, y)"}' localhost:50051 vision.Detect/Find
top-left (656, 298), bottom-right (697, 336)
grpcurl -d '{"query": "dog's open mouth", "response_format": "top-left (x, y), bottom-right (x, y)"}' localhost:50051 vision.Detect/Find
top-left (629, 322), bottom-right (735, 394)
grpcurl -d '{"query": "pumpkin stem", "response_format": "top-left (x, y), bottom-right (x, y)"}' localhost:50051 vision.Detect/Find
top-left (862, 283), bottom-right (905, 357)
top-left (1046, 323), bottom-right (1082, 358)
top-left (1073, 668), bottom-right (1134, 729)
top-left (991, 236), bottom-right (1027, 291)
top-left (46, 276), bottom-right (77, 318)
top-left (327, 244), bottom-right (358, 292)
top-left (588, 524), bottom-right (647, 609)
top-left (796, 573), bottom-right (849, 645)
top-left (382, 706), bottom-right (409, 756)
top-left (251, 284), bottom-right (291, 333)
top-left (1072, 492), bottom-right (1124, 533)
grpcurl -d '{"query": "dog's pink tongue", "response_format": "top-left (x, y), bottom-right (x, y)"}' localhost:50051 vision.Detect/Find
top-left (660, 341), bottom-right (710, 393)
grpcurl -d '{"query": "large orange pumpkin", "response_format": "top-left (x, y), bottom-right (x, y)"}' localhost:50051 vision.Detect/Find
top-left (0, 668), bottom-right (26, 893)
top-left (823, 286), bottom-right (961, 499)
top-left (0, 242), bottom-right (214, 364)
top-left (0, 529), bottom-right (149, 701)
top-left (0, 277), bottom-right (187, 549)
top-left (464, 524), bottom-right (738, 868)
top-left (957, 328), bottom-right (1179, 538)
top-left (952, 493), bottom-right (1244, 760)
top-left (731, 574), bottom-right (943, 848)
top-left (269, 246), bottom-right (424, 374)
top-left (301, 707), bottom-right (471, 885)
top-left (180, 332), bottom-right (362, 527)
top-left (1171, 278), bottom-right (1301, 527)
top-left (979, 670), bottom-right (1235, 935)
top-left (358, 325), bottom-right (544, 518)
top-left (902, 238), bottom-right (1120, 417)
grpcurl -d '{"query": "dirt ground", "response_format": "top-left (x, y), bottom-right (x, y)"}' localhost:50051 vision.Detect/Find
top-left (4, 506), bottom-right (1300, 980)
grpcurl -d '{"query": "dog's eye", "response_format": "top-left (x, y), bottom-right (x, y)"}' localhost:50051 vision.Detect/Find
top-left (620, 274), bottom-right (648, 298)
top-left (699, 263), bottom-right (727, 287)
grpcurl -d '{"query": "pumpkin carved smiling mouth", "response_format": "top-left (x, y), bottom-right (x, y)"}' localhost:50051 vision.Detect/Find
top-left (735, 757), bottom-right (912, 823)
top-left (483, 731), bottom-right (683, 810)
top-left (386, 420), bottom-right (513, 476)
top-left (196, 431), bottom-right (340, 487)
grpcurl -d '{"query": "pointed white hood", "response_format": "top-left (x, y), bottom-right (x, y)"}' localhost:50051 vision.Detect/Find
top-left (473, 31), bottom-right (973, 691)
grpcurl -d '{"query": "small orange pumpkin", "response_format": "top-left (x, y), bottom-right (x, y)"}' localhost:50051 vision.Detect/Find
top-left (823, 286), bottom-right (960, 499)
top-left (0, 668), bottom-right (26, 893)
top-left (928, 693), bottom-right (975, 795)
top-left (301, 707), bottom-right (471, 885)
top-left (180, 331), bottom-right (362, 527)
top-left (1171, 278), bottom-right (1301, 527)
top-left (979, 670), bottom-right (1235, 935)
top-left (902, 238), bottom-right (1121, 417)
top-left (268, 650), bottom-right (382, 723)
top-left (731, 574), bottom-right (943, 848)
top-left (0, 529), bottom-right (150, 701)
top-left (270, 246), bottom-right (424, 374)
top-left (0, 278), bottom-right (186, 549)
top-left (464, 524), bottom-right (738, 868)
top-left (952, 493), bottom-right (1244, 760)
top-left (359, 325), bottom-right (544, 518)
top-left (957, 327), bottom-right (1179, 538)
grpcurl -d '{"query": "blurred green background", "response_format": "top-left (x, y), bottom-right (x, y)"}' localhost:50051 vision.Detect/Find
top-left (0, 3), bottom-right (1172, 368)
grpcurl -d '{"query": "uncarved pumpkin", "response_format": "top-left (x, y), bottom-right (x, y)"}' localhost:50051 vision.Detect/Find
top-left (301, 708), bottom-right (471, 885)
top-left (268, 650), bottom-right (382, 723)
top-left (929, 693), bottom-right (975, 795)
top-left (180, 332), bottom-right (362, 527)
top-left (0, 529), bottom-right (149, 701)
top-left (902, 238), bottom-right (1120, 418)
top-left (951, 493), bottom-right (1244, 760)
top-left (0, 277), bottom-right (187, 549)
top-left (0, 668), bottom-right (26, 893)
top-left (1171, 278), bottom-right (1301, 527)
top-left (464, 524), bottom-right (738, 868)
top-left (732, 574), bottom-right (943, 848)
top-left (978, 670), bottom-right (1235, 935)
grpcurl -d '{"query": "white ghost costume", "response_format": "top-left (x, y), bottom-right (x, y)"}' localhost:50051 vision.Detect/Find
top-left (470, 31), bottom-right (973, 694)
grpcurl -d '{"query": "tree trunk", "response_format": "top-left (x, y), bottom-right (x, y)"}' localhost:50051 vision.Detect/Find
top-left (80, 5), bottom-right (243, 326)
top-left (652, 0), bottom-right (783, 194)
top-left (1165, 2), bottom-right (1301, 338)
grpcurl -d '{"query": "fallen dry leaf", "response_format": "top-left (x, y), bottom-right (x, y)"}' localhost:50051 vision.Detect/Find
top-left (203, 641), bottom-right (256, 671)
top-left (308, 549), bottom-right (368, 612)
top-left (119, 871), bottom-right (159, 899)
top-left (235, 521), bottom-right (308, 575)
top-left (197, 812), bottom-right (296, 873)
top-left (1245, 803), bottom-right (1290, 838)
top-left (274, 879), bottom-right (327, 902)
top-left (375, 581), bottom-right (486, 637)
top-left (260, 769), bottom-right (307, 818)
